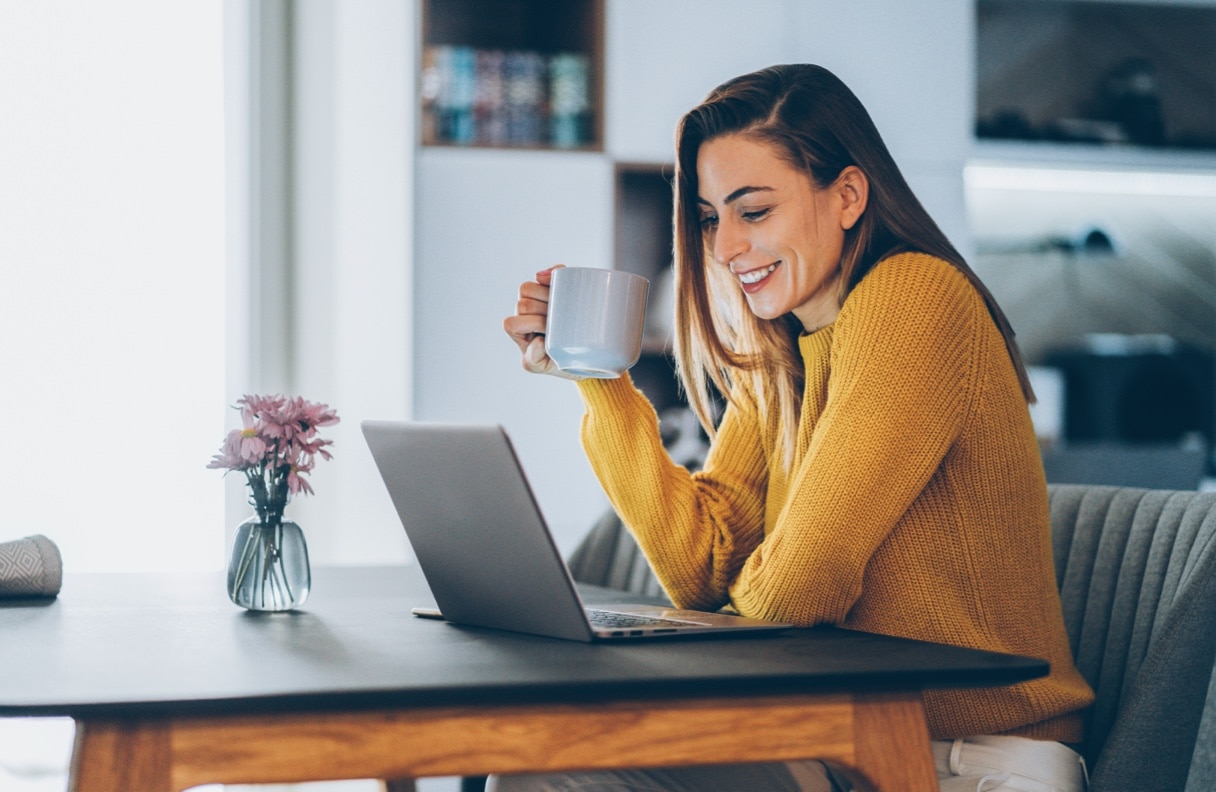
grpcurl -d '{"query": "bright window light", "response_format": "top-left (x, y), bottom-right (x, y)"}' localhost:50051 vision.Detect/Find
top-left (0, 1), bottom-right (226, 571)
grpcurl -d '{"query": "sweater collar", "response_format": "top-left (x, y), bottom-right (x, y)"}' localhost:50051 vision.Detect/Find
top-left (798, 324), bottom-right (834, 362)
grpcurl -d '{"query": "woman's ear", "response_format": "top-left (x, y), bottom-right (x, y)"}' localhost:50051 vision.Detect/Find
top-left (834, 166), bottom-right (869, 231)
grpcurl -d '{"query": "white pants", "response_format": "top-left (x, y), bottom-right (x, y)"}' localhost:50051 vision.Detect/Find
top-left (932, 736), bottom-right (1087, 792)
top-left (486, 735), bottom-right (1087, 792)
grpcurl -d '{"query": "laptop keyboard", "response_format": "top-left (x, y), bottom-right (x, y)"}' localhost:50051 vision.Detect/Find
top-left (585, 609), bottom-right (700, 629)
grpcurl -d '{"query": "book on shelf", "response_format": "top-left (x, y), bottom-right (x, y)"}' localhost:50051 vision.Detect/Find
top-left (422, 45), bottom-right (590, 149)
top-left (550, 52), bottom-right (590, 149)
top-left (421, 45), bottom-right (476, 145)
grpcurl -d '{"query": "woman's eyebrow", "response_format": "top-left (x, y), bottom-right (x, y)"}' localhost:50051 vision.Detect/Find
top-left (697, 186), bottom-right (773, 207)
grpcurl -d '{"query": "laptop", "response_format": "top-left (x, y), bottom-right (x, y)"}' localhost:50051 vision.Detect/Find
top-left (361, 420), bottom-right (792, 641)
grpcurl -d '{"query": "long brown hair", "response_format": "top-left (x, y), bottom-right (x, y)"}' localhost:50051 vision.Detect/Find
top-left (672, 64), bottom-right (1033, 462)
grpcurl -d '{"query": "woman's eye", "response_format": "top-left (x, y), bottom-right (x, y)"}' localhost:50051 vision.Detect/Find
top-left (699, 215), bottom-right (718, 231)
top-left (742, 208), bottom-right (770, 222)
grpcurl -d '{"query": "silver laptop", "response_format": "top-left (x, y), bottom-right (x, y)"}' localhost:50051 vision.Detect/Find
top-left (361, 420), bottom-right (791, 642)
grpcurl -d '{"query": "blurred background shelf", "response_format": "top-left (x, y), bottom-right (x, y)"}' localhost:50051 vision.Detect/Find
top-left (976, 0), bottom-right (1216, 156)
top-left (420, 0), bottom-right (603, 150)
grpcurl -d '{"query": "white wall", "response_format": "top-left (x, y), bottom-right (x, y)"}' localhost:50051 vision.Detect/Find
top-left (604, 0), bottom-right (799, 162)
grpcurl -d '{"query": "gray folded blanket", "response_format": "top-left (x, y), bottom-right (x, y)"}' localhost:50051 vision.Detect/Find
top-left (0, 535), bottom-right (62, 597)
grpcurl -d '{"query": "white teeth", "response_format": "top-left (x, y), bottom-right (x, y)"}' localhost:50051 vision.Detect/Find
top-left (738, 264), bottom-right (776, 284)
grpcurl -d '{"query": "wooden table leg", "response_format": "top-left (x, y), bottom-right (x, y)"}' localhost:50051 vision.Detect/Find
top-left (833, 691), bottom-right (938, 792)
top-left (69, 719), bottom-right (172, 792)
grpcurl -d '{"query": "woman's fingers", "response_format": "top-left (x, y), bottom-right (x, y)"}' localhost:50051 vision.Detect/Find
top-left (515, 286), bottom-right (549, 318)
top-left (503, 265), bottom-right (580, 378)
top-left (521, 334), bottom-right (552, 373)
top-left (535, 263), bottom-right (563, 285)
top-left (504, 312), bottom-right (546, 351)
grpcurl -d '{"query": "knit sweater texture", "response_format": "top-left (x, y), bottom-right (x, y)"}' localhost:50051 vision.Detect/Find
top-left (576, 252), bottom-right (1094, 741)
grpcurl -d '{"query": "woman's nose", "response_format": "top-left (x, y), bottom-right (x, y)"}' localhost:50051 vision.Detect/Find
top-left (712, 218), bottom-right (748, 265)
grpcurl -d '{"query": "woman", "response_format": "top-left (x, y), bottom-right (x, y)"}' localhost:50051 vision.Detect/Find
top-left (501, 64), bottom-right (1093, 792)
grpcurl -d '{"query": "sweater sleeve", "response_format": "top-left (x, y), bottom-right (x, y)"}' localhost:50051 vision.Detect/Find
top-left (576, 374), bottom-right (770, 612)
top-left (729, 256), bottom-right (982, 624)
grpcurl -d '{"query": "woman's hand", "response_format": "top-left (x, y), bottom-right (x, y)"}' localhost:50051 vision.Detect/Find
top-left (503, 265), bottom-right (584, 381)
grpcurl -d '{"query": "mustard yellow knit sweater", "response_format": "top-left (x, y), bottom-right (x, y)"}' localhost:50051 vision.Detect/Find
top-left (576, 252), bottom-right (1094, 741)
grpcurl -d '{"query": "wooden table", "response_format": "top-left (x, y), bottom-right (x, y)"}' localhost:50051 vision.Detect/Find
top-left (0, 566), bottom-right (1047, 791)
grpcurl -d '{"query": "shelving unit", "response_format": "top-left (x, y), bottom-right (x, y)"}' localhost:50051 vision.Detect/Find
top-left (419, 0), bottom-right (604, 150)
top-left (614, 163), bottom-right (673, 324)
top-left (976, 0), bottom-right (1216, 156)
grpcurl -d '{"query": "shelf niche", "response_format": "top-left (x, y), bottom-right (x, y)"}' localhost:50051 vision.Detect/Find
top-left (976, 0), bottom-right (1216, 153)
top-left (614, 162), bottom-right (681, 413)
top-left (420, 0), bottom-right (604, 151)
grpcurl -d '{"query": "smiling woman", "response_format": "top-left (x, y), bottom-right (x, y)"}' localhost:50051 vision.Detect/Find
top-left (502, 63), bottom-right (1095, 792)
top-left (0, 1), bottom-right (226, 573)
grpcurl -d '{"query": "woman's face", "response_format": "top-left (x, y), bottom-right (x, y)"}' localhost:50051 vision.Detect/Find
top-left (695, 133), bottom-right (864, 332)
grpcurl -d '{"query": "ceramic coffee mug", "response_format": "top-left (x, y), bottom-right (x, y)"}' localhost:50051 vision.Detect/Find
top-left (545, 267), bottom-right (649, 378)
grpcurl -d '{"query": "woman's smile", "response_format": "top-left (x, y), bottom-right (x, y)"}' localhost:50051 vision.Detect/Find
top-left (736, 262), bottom-right (779, 289)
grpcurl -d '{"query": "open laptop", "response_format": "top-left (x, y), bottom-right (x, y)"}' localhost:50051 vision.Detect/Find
top-left (361, 420), bottom-right (791, 642)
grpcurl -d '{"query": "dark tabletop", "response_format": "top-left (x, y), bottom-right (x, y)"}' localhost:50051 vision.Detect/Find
top-left (0, 565), bottom-right (1048, 719)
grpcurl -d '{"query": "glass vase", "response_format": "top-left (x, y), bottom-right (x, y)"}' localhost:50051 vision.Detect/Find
top-left (226, 515), bottom-right (311, 611)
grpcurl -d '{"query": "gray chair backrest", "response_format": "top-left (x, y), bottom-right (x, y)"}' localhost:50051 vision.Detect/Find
top-left (567, 508), bottom-right (665, 601)
top-left (1047, 484), bottom-right (1216, 792)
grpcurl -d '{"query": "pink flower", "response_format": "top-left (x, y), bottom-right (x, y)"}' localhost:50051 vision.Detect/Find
top-left (208, 394), bottom-right (340, 523)
top-left (232, 428), bottom-right (267, 464)
top-left (206, 445), bottom-right (242, 470)
top-left (297, 399), bottom-right (339, 428)
top-left (287, 465), bottom-right (314, 496)
top-left (207, 428), bottom-right (267, 470)
top-left (236, 394), bottom-right (280, 427)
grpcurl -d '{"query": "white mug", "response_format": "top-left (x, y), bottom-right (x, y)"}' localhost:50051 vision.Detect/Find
top-left (545, 267), bottom-right (649, 378)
